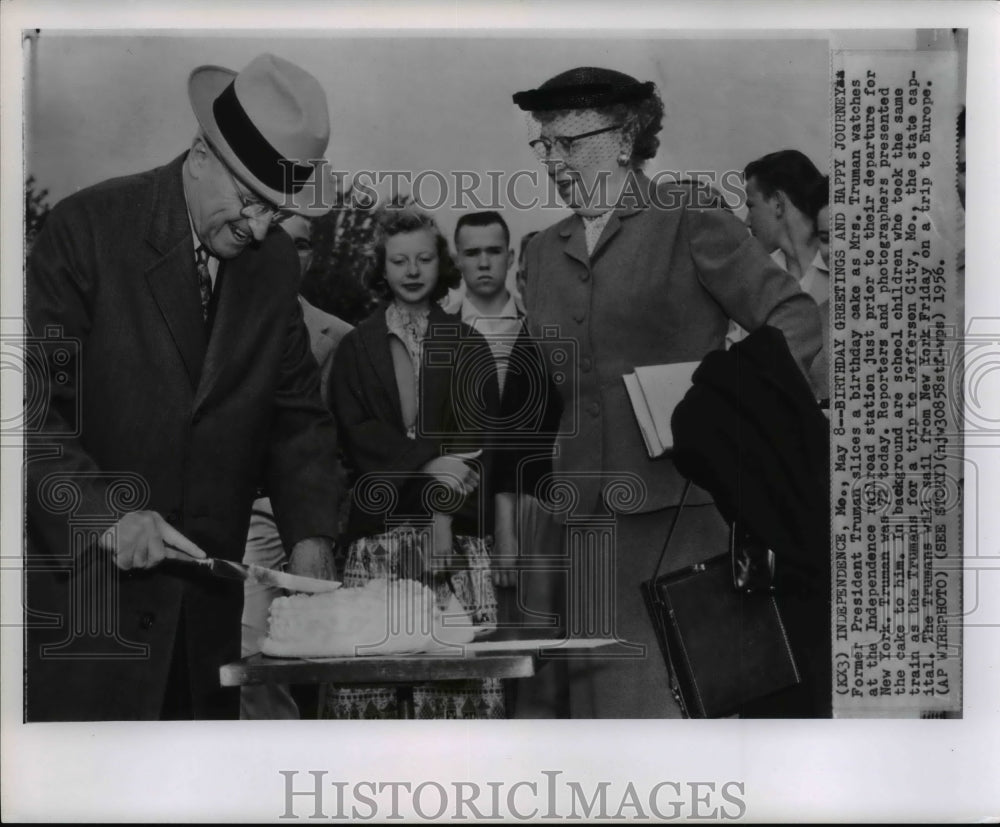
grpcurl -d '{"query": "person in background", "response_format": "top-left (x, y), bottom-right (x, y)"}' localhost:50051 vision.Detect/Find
top-left (741, 150), bottom-right (829, 398)
top-left (813, 183), bottom-right (830, 270)
top-left (743, 149), bottom-right (829, 306)
top-left (513, 66), bottom-right (822, 718)
top-left (322, 204), bottom-right (505, 719)
top-left (25, 54), bottom-right (342, 721)
top-left (445, 211), bottom-right (523, 587)
top-left (240, 213), bottom-right (353, 720)
top-left (447, 211), bottom-right (562, 715)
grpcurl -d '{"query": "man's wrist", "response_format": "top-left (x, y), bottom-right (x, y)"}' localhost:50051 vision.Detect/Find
top-left (290, 535), bottom-right (333, 553)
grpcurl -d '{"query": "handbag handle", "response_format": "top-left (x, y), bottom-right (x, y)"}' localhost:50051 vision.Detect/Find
top-left (649, 480), bottom-right (776, 593)
top-left (646, 478), bottom-right (692, 716)
top-left (650, 478), bottom-right (693, 582)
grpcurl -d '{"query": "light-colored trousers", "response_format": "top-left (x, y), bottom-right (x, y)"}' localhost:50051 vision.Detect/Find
top-left (240, 498), bottom-right (298, 720)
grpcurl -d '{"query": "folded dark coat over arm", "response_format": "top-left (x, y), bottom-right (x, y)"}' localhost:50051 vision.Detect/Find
top-left (670, 325), bottom-right (832, 717)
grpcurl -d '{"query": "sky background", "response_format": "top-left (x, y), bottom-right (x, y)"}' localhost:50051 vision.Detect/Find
top-left (24, 31), bottom-right (859, 252)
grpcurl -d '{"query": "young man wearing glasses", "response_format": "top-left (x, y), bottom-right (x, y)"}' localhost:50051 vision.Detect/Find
top-left (25, 54), bottom-right (342, 721)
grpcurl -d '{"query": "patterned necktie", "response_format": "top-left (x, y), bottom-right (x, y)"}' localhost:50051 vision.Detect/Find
top-left (194, 245), bottom-right (213, 321)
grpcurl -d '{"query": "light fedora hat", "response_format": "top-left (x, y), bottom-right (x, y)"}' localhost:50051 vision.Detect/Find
top-left (189, 53), bottom-right (331, 216)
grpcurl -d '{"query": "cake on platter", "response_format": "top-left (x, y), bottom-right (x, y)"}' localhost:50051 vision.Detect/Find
top-left (260, 578), bottom-right (476, 658)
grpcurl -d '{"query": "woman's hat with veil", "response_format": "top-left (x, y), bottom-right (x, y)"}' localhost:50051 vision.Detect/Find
top-left (513, 66), bottom-right (655, 111)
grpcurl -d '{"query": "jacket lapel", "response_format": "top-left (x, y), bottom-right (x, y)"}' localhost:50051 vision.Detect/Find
top-left (559, 217), bottom-right (589, 269)
top-left (194, 252), bottom-right (260, 412)
top-left (300, 297), bottom-right (335, 364)
top-left (589, 213), bottom-right (622, 261)
top-left (143, 154), bottom-right (207, 389)
top-left (587, 172), bottom-right (651, 261)
top-left (423, 306), bottom-right (462, 429)
top-left (358, 307), bottom-right (406, 431)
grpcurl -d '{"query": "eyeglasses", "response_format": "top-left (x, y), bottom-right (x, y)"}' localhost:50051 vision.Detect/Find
top-left (528, 124), bottom-right (623, 160)
top-left (207, 141), bottom-right (293, 226)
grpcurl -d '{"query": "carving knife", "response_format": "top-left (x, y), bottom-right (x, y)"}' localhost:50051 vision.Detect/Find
top-left (176, 554), bottom-right (341, 594)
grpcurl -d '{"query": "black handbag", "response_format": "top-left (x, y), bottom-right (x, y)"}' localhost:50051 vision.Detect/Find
top-left (641, 480), bottom-right (801, 718)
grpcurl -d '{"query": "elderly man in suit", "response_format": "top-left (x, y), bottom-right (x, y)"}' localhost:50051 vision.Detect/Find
top-left (25, 53), bottom-right (342, 721)
top-left (240, 213), bottom-right (352, 720)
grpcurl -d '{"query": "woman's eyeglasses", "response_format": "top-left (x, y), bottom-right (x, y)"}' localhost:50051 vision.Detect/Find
top-left (529, 124), bottom-right (623, 160)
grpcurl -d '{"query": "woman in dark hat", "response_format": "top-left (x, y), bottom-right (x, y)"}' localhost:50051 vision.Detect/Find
top-left (513, 67), bottom-right (824, 718)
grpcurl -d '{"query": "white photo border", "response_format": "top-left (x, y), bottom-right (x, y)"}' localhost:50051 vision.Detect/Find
top-left (2, 1), bottom-right (998, 822)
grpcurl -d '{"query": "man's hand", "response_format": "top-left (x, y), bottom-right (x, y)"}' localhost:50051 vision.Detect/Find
top-left (287, 536), bottom-right (336, 581)
top-left (492, 527), bottom-right (519, 589)
top-left (421, 455), bottom-right (480, 497)
top-left (430, 512), bottom-right (455, 569)
top-left (100, 510), bottom-right (206, 571)
top-left (492, 492), bottom-right (519, 588)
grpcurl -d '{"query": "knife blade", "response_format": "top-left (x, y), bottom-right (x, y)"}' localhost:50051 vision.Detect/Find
top-left (248, 563), bottom-right (342, 594)
top-left (176, 554), bottom-right (341, 594)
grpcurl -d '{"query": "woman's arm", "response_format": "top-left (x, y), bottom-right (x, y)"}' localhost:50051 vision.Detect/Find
top-left (687, 202), bottom-right (823, 379)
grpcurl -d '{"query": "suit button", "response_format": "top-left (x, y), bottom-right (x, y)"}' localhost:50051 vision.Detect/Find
top-left (579, 271), bottom-right (590, 282)
top-left (573, 312), bottom-right (585, 323)
top-left (139, 612), bottom-right (155, 631)
top-left (192, 412), bottom-right (203, 425)
top-left (588, 402), bottom-right (600, 417)
top-left (581, 357), bottom-right (592, 372)
top-left (165, 511), bottom-right (180, 526)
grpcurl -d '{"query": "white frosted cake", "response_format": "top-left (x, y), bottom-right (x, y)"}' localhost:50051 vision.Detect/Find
top-left (260, 578), bottom-right (476, 658)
